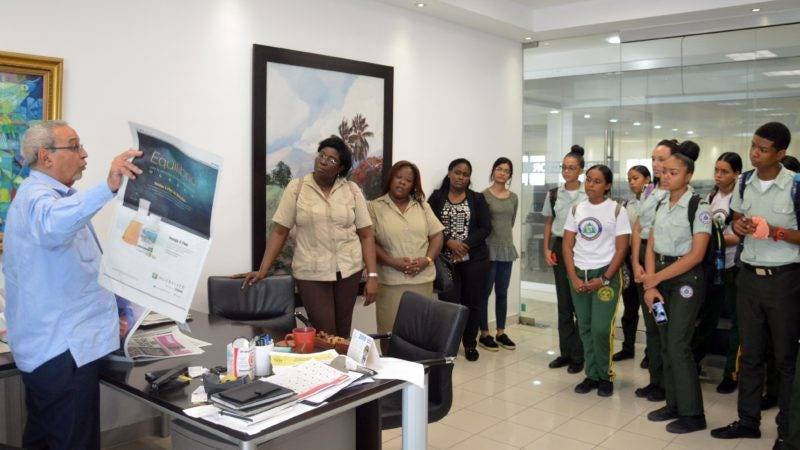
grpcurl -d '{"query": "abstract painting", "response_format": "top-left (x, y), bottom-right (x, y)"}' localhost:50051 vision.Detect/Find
top-left (252, 45), bottom-right (393, 270)
top-left (0, 51), bottom-right (62, 236)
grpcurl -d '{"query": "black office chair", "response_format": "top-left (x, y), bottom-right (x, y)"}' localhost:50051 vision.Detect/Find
top-left (207, 275), bottom-right (296, 336)
top-left (378, 291), bottom-right (468, 429)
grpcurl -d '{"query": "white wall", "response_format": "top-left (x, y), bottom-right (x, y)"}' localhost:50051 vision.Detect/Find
top-left (2, 0), bottom-right (522, 428)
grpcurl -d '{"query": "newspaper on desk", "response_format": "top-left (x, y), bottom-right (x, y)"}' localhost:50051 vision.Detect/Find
top-left (127, 325), bottom-right (209, 359)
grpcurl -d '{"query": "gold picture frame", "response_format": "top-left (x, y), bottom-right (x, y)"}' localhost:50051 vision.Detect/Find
top-left (0, 50), bottom-right (64, 246)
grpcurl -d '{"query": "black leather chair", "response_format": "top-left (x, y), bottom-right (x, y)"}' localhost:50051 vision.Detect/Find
top-left (207, 275), bottom-right (296, 336)
top-left (379, 291), bottom-right (468, 429)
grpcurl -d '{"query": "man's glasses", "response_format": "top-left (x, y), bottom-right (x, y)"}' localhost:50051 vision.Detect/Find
top-left (48, 144), bottom-right (84, 153)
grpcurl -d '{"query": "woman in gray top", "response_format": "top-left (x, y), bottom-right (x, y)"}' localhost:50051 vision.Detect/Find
top-left (479, 157), bottom-right (519, 351)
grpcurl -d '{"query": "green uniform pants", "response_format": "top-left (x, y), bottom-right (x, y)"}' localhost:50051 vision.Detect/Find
top-left (551, 238), bottom-right (584, 364)
top-left (570, 266), bottom-right (622, 382)
top-left (720, 267), bottom-right (740, 380)
top-left (657, 261), bottom-right (705, 417)
top-left (637, 241), bottom-right (663, 387)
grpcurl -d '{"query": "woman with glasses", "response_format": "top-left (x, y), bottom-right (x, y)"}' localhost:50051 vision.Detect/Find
top-left (478, 157), bottom-right (519, 351)
top-left (542, 145), bottom-right (586, 374)
top-left (241, 136), bottom-right (378, 337)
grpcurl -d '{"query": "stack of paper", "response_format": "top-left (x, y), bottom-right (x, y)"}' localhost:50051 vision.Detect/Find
top-left (265, 360), bottom-right (350, 399)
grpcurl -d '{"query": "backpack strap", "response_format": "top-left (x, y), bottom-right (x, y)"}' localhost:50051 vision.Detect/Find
top-left (571, 204), bottom-right (577, 217)
top-left (614, 201), bottom-right (622, 218)
top-left (687, 194), bottom-right (701, 235)
top-left (549, 187), bottom-right (558, 218)
top-left (793, 174), bottom-right (800, 229)
top-left (739, 170), bottom-right (754, 200)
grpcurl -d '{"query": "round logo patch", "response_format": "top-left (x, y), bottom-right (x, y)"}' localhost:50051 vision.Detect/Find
top-left (699, 211), bottom-right (711, 225)
top-left (598, 286), bottom-right (615, 302)
top-left (578, 217), bottom-right (603, 241)
top-left (680, 285), bottom-right (694, 298)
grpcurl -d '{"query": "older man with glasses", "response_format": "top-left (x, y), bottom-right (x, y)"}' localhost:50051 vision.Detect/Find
top-left (3, 120), bottom-right (141, 450)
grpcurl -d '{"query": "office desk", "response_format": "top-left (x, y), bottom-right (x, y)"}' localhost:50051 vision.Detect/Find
top-left (100, 311), bottom-right (427, 450)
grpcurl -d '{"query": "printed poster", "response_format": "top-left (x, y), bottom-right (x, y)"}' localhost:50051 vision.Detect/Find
top-left (99, 123), bottom-right (222, 322)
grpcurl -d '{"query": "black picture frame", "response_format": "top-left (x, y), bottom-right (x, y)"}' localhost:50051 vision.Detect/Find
top-left (252, 45), bottom-right (394, 269)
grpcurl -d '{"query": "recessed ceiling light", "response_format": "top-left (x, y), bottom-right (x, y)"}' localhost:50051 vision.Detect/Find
top-left (687, 130), bottom-right (695, 135)
top-left (606, 35), bottom-right (621, 44)
top-left (524, 37), bottom-right (532, 41)
top-left (633, 122), bottom-right (641, 126)
top-left (549, 110), bottom-right (559, 114)
top-left (672, 128), bottom-right (679, 132)
top-left (726, 50), bottom-right (777, 61)
top-left (752, 8), bottom-right (761, 12)
top-left (764, 70), bottom-right (800, 77)
top-left (416, 2), bottom-right (425, 7)
top-left (584, 114), bottom-right (591, 119)
top-left (654, 125), bottom-right (662, 129)
top-left (609, 118), bottom-right (618, 123)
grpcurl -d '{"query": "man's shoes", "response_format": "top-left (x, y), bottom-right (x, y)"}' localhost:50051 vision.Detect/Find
top-left (667, 415), bottom-right (707, 434)
top-left (567, 361), bottom-right (584, 374)
top-left (612, 349), bottom-right (634, 361)
top-left (716, 377), bottom-right (738, 394)
top-left (762, 395), bottom-right (778, 411)
top-left (597, 380), bottom-right (613, 397)
top-left (635, 383), bottom-right (657, 398)
top-left (549, 356), bottom-right (570, 369)
top-left (640, 355), bottom-right (649, 369)
top-left (647, 406), bottom-right (679, 422)
top-left (478, 335), bottom-right (499, 352)
top-left (647, 385), bottom-right (666, 402)
top-left (495, 334), bottom-right (516, 350)
top-left (710, 421), bottom-right (761, 439)
top-left (574, 378), bottom-right (598, 394)
top-left (465, 347), bottom-right (479, 361)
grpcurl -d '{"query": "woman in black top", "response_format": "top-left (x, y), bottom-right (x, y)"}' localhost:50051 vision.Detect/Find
top-left (428, 158), bottom-right (492, 361)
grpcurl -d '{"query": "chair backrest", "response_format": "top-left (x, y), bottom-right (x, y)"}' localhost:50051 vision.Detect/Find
top-left (387, 291), bottom-right (468, 414)
top-left (207, 275), bottom-right (295, 321)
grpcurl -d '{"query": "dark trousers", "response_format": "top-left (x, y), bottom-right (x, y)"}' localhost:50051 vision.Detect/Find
top-left (551, 238), bottom-right (583, 364)
top-left (692, 270), bottom-right (726, 365)
top-left (637, 241), bottom-right (663, 387)
top-left (736, 265), bottom-right (800, 437)
top-left (786, 348), bottom-right (800, 449)
top-left (297, 271), bottom-right (361, 337)
top-left (481, 260), bottom-right (513, 331)
top-left (440, 257), bottom-right (490, 349)
top-left (20, 350), bottom-right (101, 450)
top-left (619, 253), bottom-right (640, 354)
top-left (658, 262), bottom-right (705, 417)
top-left (719, 267), bottom-right (741, 380)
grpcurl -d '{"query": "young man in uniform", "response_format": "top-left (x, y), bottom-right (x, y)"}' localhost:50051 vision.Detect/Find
top-left (711, 122), bottom-right (800, 450)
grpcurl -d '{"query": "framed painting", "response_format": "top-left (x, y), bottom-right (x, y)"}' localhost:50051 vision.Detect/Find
top-left (0, 51), bottom-right (63, 240)
top-left (252, 45), bottom-right (393, 270)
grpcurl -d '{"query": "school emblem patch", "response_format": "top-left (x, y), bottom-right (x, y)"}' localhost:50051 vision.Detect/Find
top-left (680, 285), bottom-right (694, 298)
top-left (598, 286), bottom-right (615, 302)
top-left (699, 211), bottom-right (711, 225)
top-left (578, 217), bottom-right (603, 241)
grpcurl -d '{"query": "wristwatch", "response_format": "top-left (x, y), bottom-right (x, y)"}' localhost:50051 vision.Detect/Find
top-left (773, 227), bottom-right (787, 242)
top-left (367, 272), bottom-right (379, 278)
top-left (425, 256), bottom-right (433, 265)
top-left (600, 275), bottom-right (611, 286)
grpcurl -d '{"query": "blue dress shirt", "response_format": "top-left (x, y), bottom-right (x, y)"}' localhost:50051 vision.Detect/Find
top-left (3, 170), bottom-right (119, 372)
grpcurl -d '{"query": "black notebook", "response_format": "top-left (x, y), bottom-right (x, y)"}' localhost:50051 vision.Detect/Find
top-left (211, 380), bottom-right (295, 410)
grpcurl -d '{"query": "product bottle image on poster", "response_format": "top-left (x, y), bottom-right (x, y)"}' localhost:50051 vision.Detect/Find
top-left (122, 198), bottom-right (151, 246)
top-left (140, 214), bottom-right (161, 257)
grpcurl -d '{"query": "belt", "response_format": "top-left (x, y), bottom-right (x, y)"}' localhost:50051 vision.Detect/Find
top-left (655, 253), bottom-right (681, 264)
top-left (741, 263), bottom-right (800, 276)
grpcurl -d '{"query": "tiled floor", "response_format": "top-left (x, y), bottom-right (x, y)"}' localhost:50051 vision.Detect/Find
top-left (381, 299), bottom-right (780, 450)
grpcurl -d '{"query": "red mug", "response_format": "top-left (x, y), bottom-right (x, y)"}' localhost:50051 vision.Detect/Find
top-left (285, 327), bottom-right (316, 353)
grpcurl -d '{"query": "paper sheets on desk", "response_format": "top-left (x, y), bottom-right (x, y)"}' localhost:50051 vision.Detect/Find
top-left (370, 357), bottom-right (425, 389)
top-left (184, 403), bottom-right (317, 435)
top-left (269, 349), bottom-right (338, 374)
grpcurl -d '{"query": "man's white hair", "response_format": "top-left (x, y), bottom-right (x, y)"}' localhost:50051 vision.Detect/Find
top-left (21, 120), bottom-right (70, 167)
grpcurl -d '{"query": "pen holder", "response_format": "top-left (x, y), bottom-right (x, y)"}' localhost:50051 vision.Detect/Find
top-left (254, 344), bottom-right (273, 377)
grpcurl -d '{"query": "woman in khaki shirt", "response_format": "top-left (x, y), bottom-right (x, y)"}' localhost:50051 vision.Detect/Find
top-left (368, 161), bottom-right (444, 337)
top-left (242, 136), bottom-right (378, 337)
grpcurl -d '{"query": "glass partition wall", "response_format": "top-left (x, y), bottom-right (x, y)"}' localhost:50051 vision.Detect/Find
top-left (520, 24), bottom-right (800, 298)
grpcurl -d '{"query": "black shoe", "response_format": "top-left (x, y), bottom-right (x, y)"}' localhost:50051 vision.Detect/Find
top-left (640, 355), bottom-right (649, 369)
top-left (465, 347), bottom-right (479, 361)
top-left (495, 334), bottom-right (516, 350)
top-left (478, 335), bottom-right (499, 352)
top-left (774, 438), bottom-right (786, 450)
top-left (635, 383), bottom-right (656, 398)
top-left (597, 380), bottom-right (614, 397)
top-left (574, 378), bottom-right (598, 394)
top-left (567, 361), bottom-right (584, 374)
top-left (762, 395), bottom-right (778, 411)
top-left (710, 421), bottom-right (761, 439)
top-left (612, 349), bottom-right (634, 361)
top-left (716, 377), bottom-right (737, 394)
top-left (549, 356), bottom-right (570, 369)
top-left (646, 385), bottom-right (666, 402)
top-left (647, 406), bottom-right (679, 422)
top-left (667, 415), bottom-right (707, 434)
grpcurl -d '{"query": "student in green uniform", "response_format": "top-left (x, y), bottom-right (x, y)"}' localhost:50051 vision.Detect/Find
top-left (631, 139), bottom-right (681, 402)
top-left (563, 165), bottom-right (631, 397)
top-left (712, 123), bottom-right (800, 450)
top-left (542, 145), bottom-right (587, 373)
top-left (642, 141), bottom-right (710, 434)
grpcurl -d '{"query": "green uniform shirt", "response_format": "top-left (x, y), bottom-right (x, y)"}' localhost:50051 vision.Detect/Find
top-left (731, 167), bottom-right (800, 266)
top-left (653, 189), bottom-right (712, 257)
top-left (639, 184), bottom-right (694, 240)
top-left (541, 183), bottom-right (586, 237)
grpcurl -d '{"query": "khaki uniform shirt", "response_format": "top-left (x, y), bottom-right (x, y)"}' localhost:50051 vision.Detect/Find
top-left (368, 194), bottom-right (444, 285)
top-left (272, 174), bottom-right (372, 281)
top-left (653, 189), bottom-right (712, 257)
top-left (731, 167), bottom-right (800, 266)
top-left (541, 183), bottom-right (586, 237)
